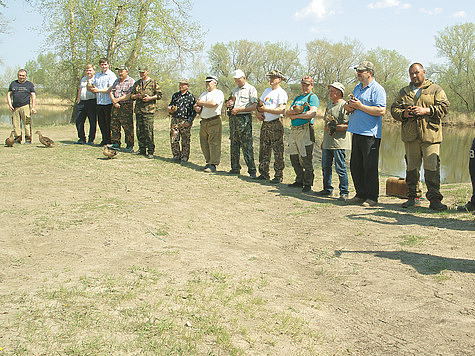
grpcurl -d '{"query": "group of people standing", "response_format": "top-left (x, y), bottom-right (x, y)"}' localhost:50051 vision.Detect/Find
top-left (6, 59), bottom-right (475, 212)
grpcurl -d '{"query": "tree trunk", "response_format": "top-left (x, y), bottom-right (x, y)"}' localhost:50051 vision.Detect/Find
top-left (107, 5), bottom-right (125, 63)
top-left (126, 0), bottom-right (151, 70)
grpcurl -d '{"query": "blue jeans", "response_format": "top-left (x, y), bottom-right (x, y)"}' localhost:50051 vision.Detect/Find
top-left (322, 148), bottom-right (349, 195)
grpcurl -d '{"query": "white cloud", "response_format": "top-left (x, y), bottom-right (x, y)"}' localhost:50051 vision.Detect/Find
top-left (367, 0), bottom-right (411, 10)
top-left (451, 11), bottom-right (466, 19)
top-left (294, 0), bottom-right (335, 21)
top-left (419, 8), bottom-right (443, 16)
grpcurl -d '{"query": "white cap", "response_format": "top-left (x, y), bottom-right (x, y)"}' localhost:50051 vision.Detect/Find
top-left (232, 69), bottom-right (245, 79)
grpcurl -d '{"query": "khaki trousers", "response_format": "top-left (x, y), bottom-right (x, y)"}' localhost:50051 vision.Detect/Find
top-left (404, 139), bottom-right (442, 201)
top-left (200, 116), bottom-right (222, 165)
top-left (12, 105), bottom-right (32, 142)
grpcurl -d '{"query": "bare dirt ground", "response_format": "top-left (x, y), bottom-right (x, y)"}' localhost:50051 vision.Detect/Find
top-left (0, 120), bottom-right (474, 355)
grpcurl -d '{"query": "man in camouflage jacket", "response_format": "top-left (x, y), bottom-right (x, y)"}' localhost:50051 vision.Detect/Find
top-left (391, 63), bottom-right (450, 211)
top-left (131, 66), bottom-right (162, 159)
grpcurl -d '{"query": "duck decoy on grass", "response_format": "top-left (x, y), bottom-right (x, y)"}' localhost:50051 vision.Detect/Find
top-left (5, 131), bottom-right (15, 147)
top-left (35, 131), bottom-right (55, 147)
top-left (103, 145), bottom-right (118, 159)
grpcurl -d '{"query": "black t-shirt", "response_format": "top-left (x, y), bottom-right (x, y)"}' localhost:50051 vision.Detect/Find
top-left (8, 80), bottom-right (35, 108)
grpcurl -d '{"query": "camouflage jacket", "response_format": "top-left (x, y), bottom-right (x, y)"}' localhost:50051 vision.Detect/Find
top-left (132, 78), bottom-right (162, 115)
top-left (391, 79), bottom-right (449, 143)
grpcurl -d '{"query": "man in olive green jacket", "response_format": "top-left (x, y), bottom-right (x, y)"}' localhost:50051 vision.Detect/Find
top-left (391, 63), bottom-right (450, 211)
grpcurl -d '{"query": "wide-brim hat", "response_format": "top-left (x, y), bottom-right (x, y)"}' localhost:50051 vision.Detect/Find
top-left (266, 69), bottom-right (286, 81)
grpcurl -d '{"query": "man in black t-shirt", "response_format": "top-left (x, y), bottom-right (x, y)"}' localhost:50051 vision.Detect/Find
top-left (7, 69), bottom-right (37, 143)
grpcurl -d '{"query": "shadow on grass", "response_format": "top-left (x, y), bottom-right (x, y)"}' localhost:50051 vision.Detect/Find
top-left (336, 250), bottom-right (475, 274)
top-left (346, 209), bottom-right (475, 232)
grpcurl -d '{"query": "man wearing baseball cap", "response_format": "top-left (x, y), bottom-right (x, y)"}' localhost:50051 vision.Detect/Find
top-left (194, 75), bottom-right (225, 173)
top-left (109, 65), bottom-right (135, 152)
top-left (285, 75), bottom-right (319, 193)
top-left (131, 66), bottom-right (162, 158)
top-left (344, 61), bottom-right (386, 206)
top-left (255, 69), bottom-right (288, 183)
top-left (227, 69), bottom-right (258, 178)
top-left (168, 78), bottom-right (197, 164)
top-left (317, 82), bottom-right (351, 200)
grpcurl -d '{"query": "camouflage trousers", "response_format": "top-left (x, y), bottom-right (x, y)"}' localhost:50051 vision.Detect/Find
top-left (136, 113), bottom-right (155, 155)
top-left (111, 102), bottom-right (134, 147)
top-left (259, 119), bottom-right (284, 179)
top-left (229, 113), bottom-right (256, 174)
top-left (170, 117), bottom-right (192, 161)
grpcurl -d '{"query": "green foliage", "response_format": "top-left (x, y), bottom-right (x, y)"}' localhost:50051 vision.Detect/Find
top-left (429, 22), bottom-right (474, 113)
top-left (306, 38), bottom-right (363, 99)
top-left (366, 47), bottom-right (410, 103)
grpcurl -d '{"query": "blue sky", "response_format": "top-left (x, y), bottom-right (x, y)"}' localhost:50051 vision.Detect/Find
top-left (0, 0), bottom-right (473, 74)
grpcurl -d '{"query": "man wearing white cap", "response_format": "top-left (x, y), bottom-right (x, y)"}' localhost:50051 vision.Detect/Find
top-left (255, 69), bottom-right (288, 183)
top-left (195, 75), bottom-right (224, 173)
top-left (316, 82), bottom-right (351, 200)
top-left (344, 61), bottom-right (386, 206)
top-left (227, 69), bottom-right (258, 178)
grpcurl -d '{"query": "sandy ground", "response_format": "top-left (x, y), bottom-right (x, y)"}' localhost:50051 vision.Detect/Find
top-left (0, 122), bottom-right (474, 355)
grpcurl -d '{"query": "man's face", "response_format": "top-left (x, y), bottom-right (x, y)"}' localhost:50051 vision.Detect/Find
top-left (139, 70), bottom-right (148, 80)
top-left (329, 86), bottom-right (342, 101)
top-left (234, 77), bottom-right (246, 87)
top-left (356, 69), bottom-right (371, 82)
top-left (118, 69), bottom-right (128, 80)
top-left (269, 76), bottom-right (281, 86)
top-left (206, 80), bottom-right (217, 91)
top-left (409, 65), bottom-right (425, 87)
top-left (179, 83), bottom-right (189, 92)
top-left (301, 82), bottom-right (313, 94)
top-left (17, 71), bottom-right (27, 83)
top-left (85, 67), bottom-right (95, 77)
top-left (100, 62), bottom-right (109, 72)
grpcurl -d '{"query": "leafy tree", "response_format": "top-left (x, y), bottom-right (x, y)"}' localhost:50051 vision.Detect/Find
top-left (32, 0), bottom-right (203, 103)
top-left (305, 38), bottom-right (363, 99)
top-left (366, 47), bottom-right (410, 103)
top-left (430, 22), bottom-right (474, 113)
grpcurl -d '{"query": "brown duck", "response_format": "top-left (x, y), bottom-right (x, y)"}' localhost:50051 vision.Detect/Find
top-left (35, 131), bottom-right (55, 147)
top-left (103, 145), bottom-right (118, 159)
top-left (5, 131), bottom-right (15, 147)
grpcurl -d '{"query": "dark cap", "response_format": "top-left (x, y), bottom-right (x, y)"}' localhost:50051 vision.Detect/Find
top-left (138, 66), bottom-right (148, 72)
top-left (354, 61), bottom-right (375, 71)
top-left (266, 69), bottom-right (286, 81)
top-left (115, 64), bottom-right (128, 71)
top-left (205, 75), bottom-right (218, 83)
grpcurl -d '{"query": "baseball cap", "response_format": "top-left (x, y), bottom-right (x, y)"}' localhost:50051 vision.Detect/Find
top-left (179, 78), bottom-right (190, 84)
top-left (266, 69), bottom-right (286, 81)
top-left (138, 66), bottom-right (149, 72)
top-left (301, 75), bottom-right (314, 85)
top-left (354, 61), bottom-right (374, 71)
top-left (115, 64), bottom-right (128, 71)
top-left (328, 82), bottom-right (345, 95)
top-left (205, 75), bottom-right (218, 83)
top-left (232, 69), bottom-right (245, 79)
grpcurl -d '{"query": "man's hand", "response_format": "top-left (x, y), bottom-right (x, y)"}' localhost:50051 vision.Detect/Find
top-left (90, 87), bottom-right (99, 94)
top-left (256, 111), bottom-right (265, 121)
top-left (8, 104), bottom-right (14, 111)
top-left (182, 121), bottom-right (190, 128)
top-left (194, 104), bottom-right (202, 113)
top-left (142, 94), bottom-right (153, 102)
top-left (409, 105), bottom-right (430, 116)
top-left (113, 102), bottom-right (120, 108)
top-left (347, 97), bottom-right (362, 110)
top-left (31, 108), bottom-right (37, 114)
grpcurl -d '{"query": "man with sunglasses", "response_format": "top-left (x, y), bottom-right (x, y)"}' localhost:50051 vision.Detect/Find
top-left (344, 61), bottom-right (386, 207)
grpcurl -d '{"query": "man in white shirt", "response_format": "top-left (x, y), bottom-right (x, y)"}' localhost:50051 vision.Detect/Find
top-left (255, 70), bottom-right (288, 183)
top-left (90, 58), bottom-right (117, 145)
top-left (194, 75), bottom-right (225, 173)
top-left (227, 69), bottom-right (258, 178)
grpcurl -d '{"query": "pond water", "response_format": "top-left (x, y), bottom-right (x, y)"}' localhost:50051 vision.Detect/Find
top-left (1, 106), bottom-right (473, 183)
